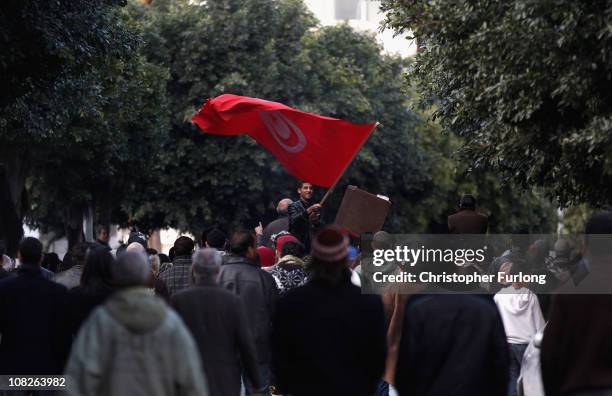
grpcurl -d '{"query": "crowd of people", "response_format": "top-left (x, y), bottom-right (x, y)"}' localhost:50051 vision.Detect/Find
top-left (0, 183), bottom-right (611, 396)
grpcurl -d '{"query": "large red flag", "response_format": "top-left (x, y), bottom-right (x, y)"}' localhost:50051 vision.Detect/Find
top-left (192, 94), bottom-right (376, 187)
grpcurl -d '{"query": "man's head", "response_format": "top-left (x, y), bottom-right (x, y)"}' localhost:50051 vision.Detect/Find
top-left (96, 224), bottom-right (110, 243)
top-left (70, 242), bottom-right (92, 268)
top-left (585, 211), bottom-right (612, 259)
top-left (174, 236), bottom-right (195, 257)
top-left (310, 226), bottom-right (350, 284)
top-left (371, 231), bottom-right (393, 250)
top-left (206, 228), bottom-right (227, 250)
top-left (297, 182), bottom-right (314, 202)
top-left (229, 230), bottom-right (257, 259)
top-left (191, 248), bottom-right (222, 284)
top-left (111, 251), bottom-right (151, 288)
top-left (459, 194), bottom-right (476, 210)
top-left (277, 198), bottom-right (293, 216)
top-left (280, 240), bottom-right (305, 259)
top-left (127, 231), bottom-right (148, 249)
top-left (18, 237), bottom-right (43, 266)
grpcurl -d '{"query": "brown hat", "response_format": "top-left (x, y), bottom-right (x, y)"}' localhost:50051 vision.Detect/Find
top-left (311, 225), bottom-right (349, 262)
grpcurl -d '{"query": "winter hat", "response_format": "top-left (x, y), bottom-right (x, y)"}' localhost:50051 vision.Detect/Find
top-left (311, 225), bottom-right (349, 262)
top-left (275, 235), bottom-right (299, 254)
top-left (257, 246), bottom-right (275, 268)
top-left (127, 231), bottom-right (148, 249)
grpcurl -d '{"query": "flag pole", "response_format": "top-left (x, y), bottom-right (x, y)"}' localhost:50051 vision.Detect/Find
top-left (319, 122), bottom-right (380, 207)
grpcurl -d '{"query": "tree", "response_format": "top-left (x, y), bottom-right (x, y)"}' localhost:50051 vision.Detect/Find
top-left (381, 0), bottom-right (612, 208)
top-left (0, 0), bottom-right (169, 252)
top-left (126, 0), bottom-right (440, 235)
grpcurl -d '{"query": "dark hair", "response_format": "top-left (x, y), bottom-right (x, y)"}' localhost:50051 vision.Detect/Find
top-left (158, 253), bottom-right (171, 264)
top-left (230, 230), bottom-right (255, 255)
top-left (146, 248), bottom-right (158, 255)
top-left (70, 242), bottom-right (93, 268)
top-left (116, 244), bottom-right (127, 258)
top-left (173, 236), bottom-right (195, 257)
top-left (585, 211), bottom-right (612, 257)
top-left (41, 252), bottom-right (62, 273)
top-left (459, 194), bottom-right (476, 209)
top-left (96, 224), bottom-right (109, 234)
top-left (281, 240), bottom-right (305, 258)
top-left (18, 237), bottom-right (43, 265)
top-left (297, 181), bottom-right (311, 189)
top-left (81, 247), bottom-right (114, 294)
top-left (206, 228), bottom-right (227, 250)
top-left (169, 247), bottom-right (175, 261)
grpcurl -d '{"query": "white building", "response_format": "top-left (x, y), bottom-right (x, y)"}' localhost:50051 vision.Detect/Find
top-left (303, 0), bottom-right (417, 57)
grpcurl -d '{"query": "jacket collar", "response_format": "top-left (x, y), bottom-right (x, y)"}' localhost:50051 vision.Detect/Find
top-left (17, 263), bottom-right (43, 276)
top-left (223, 254), bottom-right (258, 267)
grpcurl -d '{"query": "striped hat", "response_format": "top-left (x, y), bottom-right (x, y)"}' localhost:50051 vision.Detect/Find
top-left (311, 225), bottom-right (349, 262)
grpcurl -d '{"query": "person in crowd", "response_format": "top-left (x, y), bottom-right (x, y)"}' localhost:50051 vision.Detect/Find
top-left (257, 246), bottom-right (275, 268)
top-left (127, 230), bottom-right (148, 249)
top-left (127, 242), bottom-right (170, 301)
top-left (56, 242), bottom-right (93, 289)
top-left (494, 263), bottom-right (546, 396)
top-left (65, 251), bottom-right (208, 396)
top-left (172, 249), bottom-right (262, 396)
top-left (287, 182), bottom-right (322, 251)
top-left (541, 211), bottom-right (612, 396)
top-left (394, 257), bottom-right (509, 396)
top-left (447, 194), bottom-right (488, 234)
top-left (0, 237), bottom-right (68, 375)
top-left (95, 224), bottom-right (111, 250)
top-left (359, 231), bottom-right (401, 293)
top-left (158, 236), bottom-right (195, 296)
top-left (266, 237), bottom-right (307, 294)
top-left (42, 252), bottom-right (62, 273)
top-left (63, 247), bottom-right (115, 340)
top-left (158, 253), bottom-right (172, 274)
top-left (205, 228), bottom-right (228, 253)
top-left (271, 226), bottom-right (387, 396)
top-left (256, 198), bottom-right (292, 247)
top-left (218, 230), bottom-right (278, 396)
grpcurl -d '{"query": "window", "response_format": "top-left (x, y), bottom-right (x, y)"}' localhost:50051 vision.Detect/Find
top-left (335, 0), bottom-right (361, 20)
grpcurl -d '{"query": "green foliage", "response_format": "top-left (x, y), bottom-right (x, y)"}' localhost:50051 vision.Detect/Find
top-left (381, 0), bottom-right (612, 208)
top-left (126, 0), bottom-right (440, 234)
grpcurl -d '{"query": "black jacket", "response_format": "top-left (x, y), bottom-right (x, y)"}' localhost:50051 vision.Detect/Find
top-left (218, 254), bottom-right (278, 363)
top-left (172, 280), bottom-right (262, 396)
top-left (272, 276), bottom-right (387, 396)
top-left (0, 264), bottom-right (68, 374)
top-left (395, 293), bottom-right (509, 396)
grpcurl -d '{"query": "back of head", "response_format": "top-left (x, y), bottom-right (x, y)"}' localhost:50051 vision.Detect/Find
top-left (127, 231), bottom-right (148, 249)
top-left (70, 242), bottom-right (93, 268)
top-left (280, 240), bottom-right (305, 259)
top-left (42, 252), bottom-right (62, 272)
top-left (173, 236), bottom-right (195, 257)
top-left (459, 194), bottom-right (476, 210)
top-left (191, 248), bottom-right (221, 282)
top-left (310, 226), bottom-right (350, 284)
top-left (18, 237), bottom-right (43, 266)
top-left (372, 231), bottom-right (393, 250)
top-left (585, 211), bottom-right (612, 258)
top-left (111, 251), bottom-right (151, 288)
top-left (277, 198), bottom-right (293, 216)
top-left (230, 230), bottom-right (255, 256)
top-left (81, 247), bottom-right (114, 291)
top-left (206, 228), bottom-right (227, 250)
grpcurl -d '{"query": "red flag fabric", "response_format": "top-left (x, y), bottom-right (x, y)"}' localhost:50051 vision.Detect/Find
top-left (192, 94), bottom-right (376, 187)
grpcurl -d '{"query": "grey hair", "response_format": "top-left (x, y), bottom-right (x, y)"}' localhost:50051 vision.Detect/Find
top-left (191, 248), bottom-right (222, 284)
top-left (112, 251), bottom-right (151, 287)
top-left (276, 198), bottom-right (293, 216)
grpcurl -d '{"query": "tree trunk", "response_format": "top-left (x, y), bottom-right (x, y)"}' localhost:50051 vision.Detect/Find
top-left (0, 149), bottom-right (28, 257)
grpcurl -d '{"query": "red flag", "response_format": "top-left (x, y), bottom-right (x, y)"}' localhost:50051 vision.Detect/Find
top-left (192, 94), bottom-right (376, 187)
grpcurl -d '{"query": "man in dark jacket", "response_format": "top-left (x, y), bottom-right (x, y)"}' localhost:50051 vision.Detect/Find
top-left (395, 287), bottom-right (508, 395)
top-left (287, 182), bottom-right (322, 251)
top-left (0, 237), bottom-right (68, 374)
top-left (447, 194), bottom-right (489, 234)
top-left (159, 236), bottom-right (195, 296)
top-left (257, 198), bottom-right (292, 248)
top-left (172, 248), bottom-right (261, 396)
top-left (271, 226), bottom-right (387, 396)
top-left (219, 231), bottom-right (278, 396)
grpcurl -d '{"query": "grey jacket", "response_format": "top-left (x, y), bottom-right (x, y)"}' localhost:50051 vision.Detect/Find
top-left (65, 287), bottom-right (208, 396)
top-left (218, 254), bottom-right (278, 363)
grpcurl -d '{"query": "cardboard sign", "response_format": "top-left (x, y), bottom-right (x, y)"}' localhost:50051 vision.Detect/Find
top-left (334, 185), bottom-right (391, 237)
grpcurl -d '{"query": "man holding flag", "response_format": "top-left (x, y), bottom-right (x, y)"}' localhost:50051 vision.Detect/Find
top-left (287, 181), bottom-right (322, 252)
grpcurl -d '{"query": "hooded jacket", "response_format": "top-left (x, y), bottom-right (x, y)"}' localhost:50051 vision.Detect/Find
top-left (494, 286), bottom-right (545, 344)
top-left (65, 287), bottom-right (208, 396)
